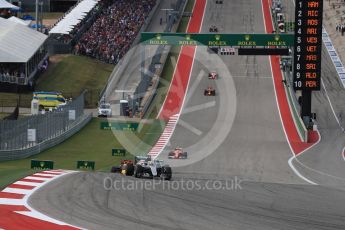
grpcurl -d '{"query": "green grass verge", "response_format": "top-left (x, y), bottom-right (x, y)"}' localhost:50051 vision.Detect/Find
top-left (0, 118), bottom-right (165, 189)
top-left (36, 55), bottom-right (113, 107)
top-left (0, 55), bottom-right (113, 108)
top-left (36, 55), bottom-right (113, 93)
top-left (0, 168), bottom-right (38, 190)
top-left (0, 93), bottom-right (32, 108)
top-left (145, 0), bottom-right (195, 119)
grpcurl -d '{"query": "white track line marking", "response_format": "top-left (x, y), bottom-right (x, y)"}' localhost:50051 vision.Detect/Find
top-left (321, 79), bottom-right (345, 164)
top-left (321, 79), bottom-right (344, 130)
top-left (287, 131), bottom-right (321, 185)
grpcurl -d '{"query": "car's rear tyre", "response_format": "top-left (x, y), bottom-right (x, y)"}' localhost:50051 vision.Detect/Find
top-left (147, 169), bottom-right (153, 179)
top-left (134, 164), bottom-right (144, 178)
top-left (126, 164), bottom-right (134, 176)
top-left (161, 166), bottom-right (172, 180)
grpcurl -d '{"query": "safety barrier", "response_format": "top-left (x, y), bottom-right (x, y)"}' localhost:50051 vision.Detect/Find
top-left (0, 114), bottom-right (91, 161)
top-left (139, 0), bottom-right (188, 117)
top-left (0, 92), bottom-right (91, 161)
top-left (322, 27), bottom-right (345, 88)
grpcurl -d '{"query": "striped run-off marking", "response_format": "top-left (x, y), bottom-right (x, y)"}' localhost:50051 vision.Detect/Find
top-left (0, 170), bottom-right (81, 229)
top-left (148, 114), bottom-right (179, 158)
top-left (149, 0), bottom-right (207, 159)
top-left (148, 117), bottom-right (184, 156)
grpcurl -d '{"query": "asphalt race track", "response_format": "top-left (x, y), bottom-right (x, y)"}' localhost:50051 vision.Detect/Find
top-left (29, 172), bottom-right (345, 230)
top-left (29, 0), bottom-right (345, 229)
top-left (160, 0), bottom-right (302, 184)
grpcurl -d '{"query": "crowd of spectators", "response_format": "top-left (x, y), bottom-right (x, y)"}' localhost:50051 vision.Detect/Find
top-left (0, 59), bottom-right (49, 83)
top-left (336, 23), bottom-right (345, 36)
top-left (74, 0), bottom-right (156, 64)
top-left (0, 64), bottom-right (25, 82)
top-left (330, 1), bottom-right (345, 35)
top-left (0, 64), bottom-right (25, 78)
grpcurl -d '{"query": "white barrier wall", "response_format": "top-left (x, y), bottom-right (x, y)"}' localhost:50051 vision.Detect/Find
top-left (322, 27), bottom-right (345, 87)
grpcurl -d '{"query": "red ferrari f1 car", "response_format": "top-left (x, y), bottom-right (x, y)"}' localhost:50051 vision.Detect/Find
top-left (168, 147), bottom-right (188, 159)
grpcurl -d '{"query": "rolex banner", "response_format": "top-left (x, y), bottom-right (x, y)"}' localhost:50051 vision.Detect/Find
top-left (31, 160), bottom-right (54, 170)
top-left (77, 160), bottom-right (95, 170)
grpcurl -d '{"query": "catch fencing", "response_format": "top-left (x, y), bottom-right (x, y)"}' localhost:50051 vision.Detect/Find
top-left (0, 92), bottom-right (91, 161)
top-left (131, 0), bottom-right (187, 117)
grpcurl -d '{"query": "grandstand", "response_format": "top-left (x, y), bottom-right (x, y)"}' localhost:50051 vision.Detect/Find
top-left (49, 0), bottom-right (100, 35)
top-left (47, 0), bottom-right (104, 53)
top-left (0, 18), bottom-right (48, 92)
top-left (75, 0), bottom-right (156, 64)
top-left (48, 0), bottom-right (157, 64)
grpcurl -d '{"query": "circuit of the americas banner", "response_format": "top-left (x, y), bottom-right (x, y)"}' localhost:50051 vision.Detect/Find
top-left (293, 0), bottom-right (323, 91)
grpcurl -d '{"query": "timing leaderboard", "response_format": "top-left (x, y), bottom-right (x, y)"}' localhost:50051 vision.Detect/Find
top-left (293, 0), bottom-right (323, 91)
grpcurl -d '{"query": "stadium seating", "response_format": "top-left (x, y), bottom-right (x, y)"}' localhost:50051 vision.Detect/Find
top-left (74, 0), bottom-right (156, 64)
